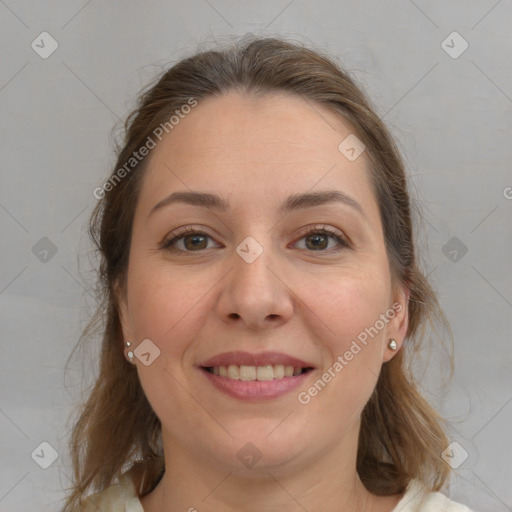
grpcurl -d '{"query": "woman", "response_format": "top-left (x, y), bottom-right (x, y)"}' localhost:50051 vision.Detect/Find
top-left (62, 36), bottom-right (473, 511)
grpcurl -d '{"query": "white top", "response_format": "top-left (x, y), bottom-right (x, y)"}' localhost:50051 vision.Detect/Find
top-left (81, 469), bottom-right (474, 511)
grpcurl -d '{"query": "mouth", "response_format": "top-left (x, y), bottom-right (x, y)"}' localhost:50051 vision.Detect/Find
top-left (202, 364), bottom-right (314, 381)
top-left (198, 351), bottom-right (316, 400)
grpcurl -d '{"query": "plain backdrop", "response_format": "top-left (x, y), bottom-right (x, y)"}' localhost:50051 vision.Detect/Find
top-left (1, 1), bottom-right (511, 510)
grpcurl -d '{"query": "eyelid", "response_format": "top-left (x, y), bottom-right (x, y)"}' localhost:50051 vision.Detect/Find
top-left (160, 224), bottom-right (351, 253)
top-left (293, 224), bottom-right (351, 250)
top-left (160, 225), bottom-right (218, 249)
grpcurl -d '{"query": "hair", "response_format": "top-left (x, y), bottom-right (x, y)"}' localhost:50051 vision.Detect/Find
top-left (61, 35), bottom-right (454, 510)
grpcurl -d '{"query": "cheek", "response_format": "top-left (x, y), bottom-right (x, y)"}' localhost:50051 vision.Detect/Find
top-left (125, 260), bottom-right (205, 349)
top-left (298, 272), bottom-right (390, 417)
top-left (297, 277), bottom-right (386, 427)
top-left (302, 269), bottom-right (391, 348)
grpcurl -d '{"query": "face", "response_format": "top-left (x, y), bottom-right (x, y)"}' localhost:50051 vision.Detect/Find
top-left (118, 90), bottom-right (409, 474)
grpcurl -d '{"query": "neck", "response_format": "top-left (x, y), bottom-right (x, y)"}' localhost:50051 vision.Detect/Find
top-left (141, 423), bottom-right (379, 512)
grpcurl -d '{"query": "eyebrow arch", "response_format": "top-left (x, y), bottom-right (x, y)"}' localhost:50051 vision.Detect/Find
top-left (149, 190), bottom-right (367, 220)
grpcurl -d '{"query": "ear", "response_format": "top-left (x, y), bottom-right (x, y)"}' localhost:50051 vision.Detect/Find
top-left (382, 284), bottom-right (410, 363)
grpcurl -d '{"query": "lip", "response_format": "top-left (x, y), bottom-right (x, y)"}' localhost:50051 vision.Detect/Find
top-left (200, 366), bottom-right (314, 400)
top-left (198, 351), bottom-right (315, 369)
top-left (198, 351), bottom-right (316, 401)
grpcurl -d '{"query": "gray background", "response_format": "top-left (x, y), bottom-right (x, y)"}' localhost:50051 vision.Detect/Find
top-left (1, 1), bottom-right (511, 510)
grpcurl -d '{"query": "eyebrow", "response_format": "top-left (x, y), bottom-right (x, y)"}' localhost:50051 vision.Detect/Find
top-left (149, 190), bottom-right (367, 220)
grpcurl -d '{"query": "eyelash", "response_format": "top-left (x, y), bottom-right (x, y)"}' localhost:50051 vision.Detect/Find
top-left (160, 225), bottom-right (350, 255)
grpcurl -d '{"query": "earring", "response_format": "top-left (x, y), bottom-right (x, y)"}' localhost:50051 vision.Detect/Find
top-left (125, 341), bottom-right (134, 363)
top-left (388, 339), bottom-right (398, 351)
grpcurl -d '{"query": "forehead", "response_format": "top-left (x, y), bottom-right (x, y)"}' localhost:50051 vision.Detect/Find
top-left (137, 90), bottom-right (377, 219)
top-left (152, 90), bottom-right (360, 166)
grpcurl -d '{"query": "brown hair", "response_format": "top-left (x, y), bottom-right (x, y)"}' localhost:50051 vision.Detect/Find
top-left (61, 35), bottom-right (454, 510)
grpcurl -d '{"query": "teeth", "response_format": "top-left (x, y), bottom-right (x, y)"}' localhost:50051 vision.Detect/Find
top-left (239, 365), bottom-right (256, 381)
top-left (256, 365), bottom-right (273, 381)
top-left (210, 364), bottom-right (306, 381)
top-left (273, 364), bottom-right (285, 379)
top-left (227, 364), bottom-right (239, 379)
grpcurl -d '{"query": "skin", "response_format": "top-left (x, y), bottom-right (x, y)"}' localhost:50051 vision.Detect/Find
top-left (118, 90), bottom-right (410, 512)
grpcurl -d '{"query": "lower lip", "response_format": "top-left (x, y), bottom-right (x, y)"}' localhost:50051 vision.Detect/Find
top-left (200, 368), bottom-right (313, 400)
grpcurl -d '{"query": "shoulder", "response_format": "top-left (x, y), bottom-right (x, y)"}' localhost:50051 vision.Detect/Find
top-left (393, 479), bottom-right (475, 512)
top-left (80, 469), bottom-right (143, 512)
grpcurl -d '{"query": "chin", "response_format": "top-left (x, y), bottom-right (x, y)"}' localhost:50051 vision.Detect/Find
top-left (203, 421), bottom-right (315, 474)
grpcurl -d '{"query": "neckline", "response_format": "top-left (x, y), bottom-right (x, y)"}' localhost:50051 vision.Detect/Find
top-left (122, 470), bottom-right (426, 512)
top-left (390, 479), bottom-right (428, 511)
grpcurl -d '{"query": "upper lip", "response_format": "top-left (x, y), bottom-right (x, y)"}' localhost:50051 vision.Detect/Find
top-left (199, 351), bottom-right (315, 369)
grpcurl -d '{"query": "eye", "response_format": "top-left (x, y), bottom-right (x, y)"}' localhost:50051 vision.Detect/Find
top-left (293, 225), bottom-right (350, 253)
top-left (160, 224), bottom-right (350, 254)
top-left (161, 227), bottom-right (219, 253)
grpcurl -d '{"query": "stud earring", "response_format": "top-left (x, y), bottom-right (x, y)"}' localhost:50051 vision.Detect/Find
top-left (125, 341), bottom-right (134, 363)
top-left (388, 339), bottom-right (398, 351)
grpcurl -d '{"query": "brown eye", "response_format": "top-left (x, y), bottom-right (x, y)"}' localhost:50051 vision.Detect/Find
top-left (161, 225), bottom-right (349, 255)
top-left (183, 234), bottom-right (208, 250)
top-left (294, 226), bottom-right (349, 252)
top-left (161, 228), bottom-right (218, 253)
top-left (306, 233), bottom-right (327, 250)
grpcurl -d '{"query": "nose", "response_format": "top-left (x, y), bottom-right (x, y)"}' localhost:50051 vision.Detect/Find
top-left (215, 240), bottom-right (294, 330)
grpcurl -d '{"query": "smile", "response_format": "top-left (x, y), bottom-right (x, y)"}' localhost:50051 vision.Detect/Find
top-left (198, 351), bottom-right (316, 400)
top-left (205, 364), bottom-right (313, 381)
